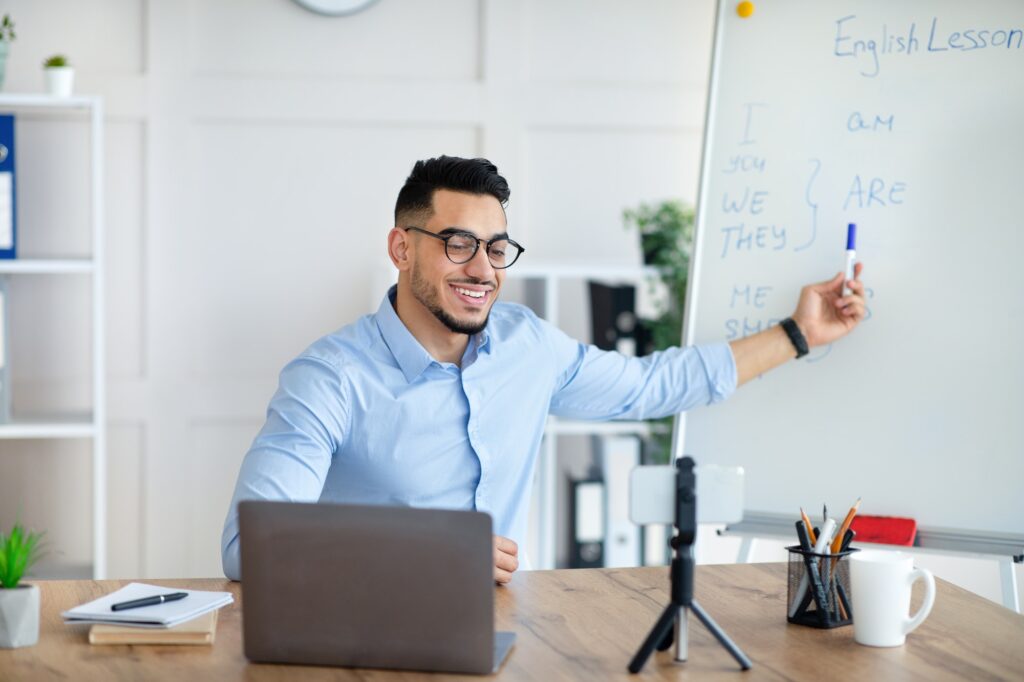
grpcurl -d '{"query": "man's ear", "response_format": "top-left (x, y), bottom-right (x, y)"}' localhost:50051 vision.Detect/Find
top-left (388, 227), bottom-right (411, 271)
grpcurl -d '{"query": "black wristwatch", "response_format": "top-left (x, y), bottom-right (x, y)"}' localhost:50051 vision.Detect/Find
top-left (780, 317), bottom-right (809, 359)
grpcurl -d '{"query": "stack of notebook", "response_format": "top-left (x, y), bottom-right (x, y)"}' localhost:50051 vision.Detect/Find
top-left (61, 583), bottom-right (234, 646)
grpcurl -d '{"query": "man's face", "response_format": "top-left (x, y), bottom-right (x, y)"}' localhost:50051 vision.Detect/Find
top-left (407, 189), bottom-right (508, 335)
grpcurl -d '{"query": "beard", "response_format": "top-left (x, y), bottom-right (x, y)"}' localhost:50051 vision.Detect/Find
top-left (410, 266), bottom-right (491, 335)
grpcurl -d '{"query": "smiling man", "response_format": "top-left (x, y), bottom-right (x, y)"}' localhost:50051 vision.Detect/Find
top-left (221, 156), bottom-right (866, 583)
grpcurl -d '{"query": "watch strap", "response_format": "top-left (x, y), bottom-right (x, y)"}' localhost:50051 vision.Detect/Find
top-left (780, 317), bottom-right (809, 359)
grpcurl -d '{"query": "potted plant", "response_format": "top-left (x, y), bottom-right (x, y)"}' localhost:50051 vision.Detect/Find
top-left (623, 200), bottom-right (695, 463)
top-left (43, 54), bottom-right (74, 97)
top-left (0, 15), bottom-right (15, 91)
top-left (0, 523), bottom-right (44, 648)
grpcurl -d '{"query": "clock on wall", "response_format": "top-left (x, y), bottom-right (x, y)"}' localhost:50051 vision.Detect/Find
top-left (290, 0), bottom-right (378, 17)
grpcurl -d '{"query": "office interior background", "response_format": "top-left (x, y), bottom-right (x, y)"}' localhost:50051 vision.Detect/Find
top-left (0, 0), bottom-right (1019, 610)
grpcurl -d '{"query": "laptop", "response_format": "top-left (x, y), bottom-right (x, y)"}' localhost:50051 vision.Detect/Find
top-left (238, 500), bottom-right (516, 674)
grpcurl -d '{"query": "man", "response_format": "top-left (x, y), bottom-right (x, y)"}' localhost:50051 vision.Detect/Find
top-left (221, 156), bottom-right (866, 582)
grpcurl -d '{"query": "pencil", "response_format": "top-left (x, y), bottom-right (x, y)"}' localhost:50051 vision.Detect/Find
top-left (799, 507), bottom-right (817, 544)
top-left (830, 497), bottom-right (862, 554)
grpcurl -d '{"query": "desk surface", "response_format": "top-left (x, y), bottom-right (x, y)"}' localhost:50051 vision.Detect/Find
top-left (2, 563), bottom-right (1022, 681)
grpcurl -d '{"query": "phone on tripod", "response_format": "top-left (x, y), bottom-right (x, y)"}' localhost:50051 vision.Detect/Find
top-left (629, 464), bottom-right (744, 526)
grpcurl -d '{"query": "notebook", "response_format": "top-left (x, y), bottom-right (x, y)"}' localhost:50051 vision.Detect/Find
top-left (89, 611), bottom-right (218, 645)
top-left (62, 583), bottom-right (233, 628)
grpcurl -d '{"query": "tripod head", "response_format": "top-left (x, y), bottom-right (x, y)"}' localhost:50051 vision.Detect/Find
top-left (670, 456), bottom-right (697, 608)
top-left (672, 456), bottom-right (698, 547)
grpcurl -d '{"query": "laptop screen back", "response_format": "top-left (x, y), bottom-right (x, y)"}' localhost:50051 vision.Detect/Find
top-left (239, 501), bottom-right (495, 674)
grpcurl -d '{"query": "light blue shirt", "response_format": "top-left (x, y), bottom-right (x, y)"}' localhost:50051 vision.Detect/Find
top-left (221, 287), bottom-right (736, 579)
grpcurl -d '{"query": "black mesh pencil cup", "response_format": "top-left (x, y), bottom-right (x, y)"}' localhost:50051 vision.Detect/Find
top-left (786, 545), bottom-right (859, 628)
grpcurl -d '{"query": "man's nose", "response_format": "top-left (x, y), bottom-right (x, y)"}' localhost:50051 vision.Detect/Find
top-left (463, 242), bottom-right (496, 279)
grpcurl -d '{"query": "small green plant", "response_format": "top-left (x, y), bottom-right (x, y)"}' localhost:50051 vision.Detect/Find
top-left (624, 200), bottom-right (696, 463)
top-left (0, 523), bottom-right (45, 588)
top-left (43, 54), bottom-right (69, 68)
top-left (0, 15), bottom-right (15, 42)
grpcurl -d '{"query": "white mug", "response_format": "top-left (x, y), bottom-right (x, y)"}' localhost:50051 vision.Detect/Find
top-left (849, 550), bottom-right (935, 647)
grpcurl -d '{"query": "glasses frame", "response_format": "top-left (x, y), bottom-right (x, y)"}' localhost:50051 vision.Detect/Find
top-left (402, 226), bottom-right (525, 269)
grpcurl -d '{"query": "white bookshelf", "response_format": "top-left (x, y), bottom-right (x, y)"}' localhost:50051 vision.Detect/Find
top-left (512, 263), bottom-right (661, 570)
top-left (0, 94), bottom-right (106, 579)
top-left (0, 258), bottom-right (95, 274)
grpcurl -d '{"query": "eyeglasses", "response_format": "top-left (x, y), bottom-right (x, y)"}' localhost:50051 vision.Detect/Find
top-left (403, 226), bottom-right (525, 269)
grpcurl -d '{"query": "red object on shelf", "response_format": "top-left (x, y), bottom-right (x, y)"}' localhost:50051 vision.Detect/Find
top-left (850, 515), bottom-right (917, 546)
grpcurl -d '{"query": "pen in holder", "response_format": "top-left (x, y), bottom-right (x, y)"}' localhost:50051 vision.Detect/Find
top-left (786, 545), bottom-right (858, 628)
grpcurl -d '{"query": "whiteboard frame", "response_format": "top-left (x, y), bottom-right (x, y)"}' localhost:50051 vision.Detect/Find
top-left (673, 0), bottom-right (1024, 573)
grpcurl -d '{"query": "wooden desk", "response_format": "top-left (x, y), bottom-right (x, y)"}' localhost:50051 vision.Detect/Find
top-left (2, 563), bottom-right (1022, 680)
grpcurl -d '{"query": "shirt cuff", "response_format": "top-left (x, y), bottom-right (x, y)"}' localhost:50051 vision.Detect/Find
top-left (695, 342), bottom-right (738, 404)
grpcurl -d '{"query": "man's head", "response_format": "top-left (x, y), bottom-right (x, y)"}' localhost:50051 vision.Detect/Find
top-left (389, 156), bottom-right (517, 338)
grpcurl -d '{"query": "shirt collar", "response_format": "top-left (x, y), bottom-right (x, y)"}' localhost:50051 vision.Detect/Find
top-left (375, 286), bottom-right (436, 383)
top-left (374, 286), bottom-right (491, 383)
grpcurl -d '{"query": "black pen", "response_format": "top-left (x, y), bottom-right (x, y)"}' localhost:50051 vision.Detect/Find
top-left (111, 592), bottom-right (188, 612)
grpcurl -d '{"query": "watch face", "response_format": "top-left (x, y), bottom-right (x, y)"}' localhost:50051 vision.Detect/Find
top-left (291, 0), bottom-right (378, 16)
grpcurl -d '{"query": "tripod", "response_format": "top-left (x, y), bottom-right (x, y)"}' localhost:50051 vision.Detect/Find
top-left (628, 457), bottom-right (752, 673)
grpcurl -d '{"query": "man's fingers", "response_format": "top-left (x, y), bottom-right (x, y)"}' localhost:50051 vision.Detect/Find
top-left (494, 548), bottom-right (519, 573)
top-left (493, 534), bottom-right (519, 583)
top-left (494, 535), bottom-right (518, 556)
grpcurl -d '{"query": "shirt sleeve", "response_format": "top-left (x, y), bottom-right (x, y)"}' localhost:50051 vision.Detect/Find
top-left (220, 355), bottom-right (349, 580)
top-left (543, 318), bottom-right (737, 421)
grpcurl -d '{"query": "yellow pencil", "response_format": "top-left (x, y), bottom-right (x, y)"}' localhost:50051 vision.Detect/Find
top-left (831, 497), bottom-right (862, 554)
top-left (799, 507), bottom-right (817, 545)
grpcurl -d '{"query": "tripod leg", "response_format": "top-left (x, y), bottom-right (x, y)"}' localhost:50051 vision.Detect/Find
top-left (674, 606), bottom-right (688, 661)
top-left (690, 600), bottom-right (752, 671)
top-left (657, 620), bottom-right (674, 652)
top-left (628, 604), bottom-right (676, 674)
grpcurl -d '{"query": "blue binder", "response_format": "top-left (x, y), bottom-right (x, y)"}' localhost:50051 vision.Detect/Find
top-left (0, 114), bottom-right (15, 259)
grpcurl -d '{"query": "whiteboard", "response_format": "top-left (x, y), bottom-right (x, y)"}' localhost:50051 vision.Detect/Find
top-left (681, 0), bottom-right (1024, 537)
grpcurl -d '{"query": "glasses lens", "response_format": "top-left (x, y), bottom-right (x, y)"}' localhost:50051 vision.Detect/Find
top-left (487, 239), bottom-right (521, 268)
top-left (445, 234), bottom-right (478, 263)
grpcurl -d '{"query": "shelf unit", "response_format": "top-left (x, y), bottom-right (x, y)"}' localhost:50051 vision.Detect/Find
top-left (0, 94), bottom-right (106, 579)
top-left (511, 263), bottom-right (660, 570)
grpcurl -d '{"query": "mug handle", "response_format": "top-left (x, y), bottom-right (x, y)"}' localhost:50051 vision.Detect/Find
top-left (903, 567), bottom-right (936, 635)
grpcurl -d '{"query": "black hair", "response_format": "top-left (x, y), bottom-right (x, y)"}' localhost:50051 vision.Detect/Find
top-left (394, 155), bottom-right (510, 226)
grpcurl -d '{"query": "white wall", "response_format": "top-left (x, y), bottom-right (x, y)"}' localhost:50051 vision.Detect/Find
top-left (0, 0), bottom-right (1017, 609)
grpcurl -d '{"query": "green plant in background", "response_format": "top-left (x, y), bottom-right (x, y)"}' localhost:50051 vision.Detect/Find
top-left (0, 523), bottom-right (45, 588)
top-left (0, 15), bottom-right (16, 92)
top-left (623, 200), bottom-right (696, 463)
top-left (0, 15), bottom-right (15, 42)
top-left (43, 54), bottom-right (69, 68)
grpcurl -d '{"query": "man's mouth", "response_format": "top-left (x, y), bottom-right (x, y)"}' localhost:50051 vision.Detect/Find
top-left (449, 283), bottom-right (492, 306)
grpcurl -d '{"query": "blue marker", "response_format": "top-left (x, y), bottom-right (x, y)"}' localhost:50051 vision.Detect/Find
top-left (843, 223), bottom-right (856, 296)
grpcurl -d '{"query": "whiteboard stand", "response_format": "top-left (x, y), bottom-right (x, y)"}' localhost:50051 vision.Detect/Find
top-left (720, 512), bottom-right (1024, 613)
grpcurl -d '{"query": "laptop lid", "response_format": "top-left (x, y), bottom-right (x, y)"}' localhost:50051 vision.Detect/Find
top-left (239, 501), bottom-right (507, 674)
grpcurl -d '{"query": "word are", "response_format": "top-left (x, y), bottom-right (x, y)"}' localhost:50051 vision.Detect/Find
top-left (720, 224), bottom-right (786, 258)
top-left (842, 175), bottom-right (906, 209)
top-left (834, 15), bottom-right (1024, 78)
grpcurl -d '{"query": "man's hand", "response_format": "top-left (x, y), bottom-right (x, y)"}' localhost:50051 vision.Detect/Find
top-left (730, 263), bottom-right (867, 385)
top-left (791, 262), bottom-right (867, 347)
top-left (493, 535), bottom-right (519, 585)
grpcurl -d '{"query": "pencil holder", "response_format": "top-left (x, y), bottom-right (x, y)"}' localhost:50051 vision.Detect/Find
top-left (785, 545), bottom-right (859, 628)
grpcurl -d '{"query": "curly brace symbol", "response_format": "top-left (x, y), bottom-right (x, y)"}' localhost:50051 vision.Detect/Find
top-left (794, 158), bottom-right (821, 252)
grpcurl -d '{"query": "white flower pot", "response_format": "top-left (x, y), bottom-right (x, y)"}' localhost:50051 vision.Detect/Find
top-left (44, 66), bottom-right (74, 97)
top-left (0, 584), bottom-right (40, 648)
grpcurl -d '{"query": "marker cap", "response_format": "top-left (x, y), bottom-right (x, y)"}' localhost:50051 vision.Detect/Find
top-left (846, 223), bottom-right (857, 250)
